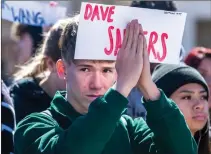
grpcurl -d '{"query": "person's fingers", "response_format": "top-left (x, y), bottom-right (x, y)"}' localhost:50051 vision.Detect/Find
top-left (142, 35), bottom-right (151, 73)
top-left (126, 20), bottom-right (136, 49)
top-left (137, 34), bottom-right (144, 59)
top-left (122, 23), bottom-right (130, 49)
top-left (143, 35), bottom-right (149, 63)
top-left (139, 23), bottom-right (145, 59)
top-left (139, 23), bottom-right (144, 34)
top-left (131, 21), bottom-right (140, 54)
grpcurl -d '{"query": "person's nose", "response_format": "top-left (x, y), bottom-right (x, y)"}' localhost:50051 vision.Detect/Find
top-left (89, 72), bottom-right (103, 90)
top-left (193, 100), bottom-right (205, 112)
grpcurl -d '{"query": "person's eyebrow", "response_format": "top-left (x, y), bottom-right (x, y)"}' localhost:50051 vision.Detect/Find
top-left (179, 90), bottom-right (207, 94)
top-left (76, 64), bottom-right (93, 67)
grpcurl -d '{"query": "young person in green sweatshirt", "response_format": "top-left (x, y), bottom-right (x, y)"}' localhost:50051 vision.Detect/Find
top-left (14, 16), bottom-right (197, 154)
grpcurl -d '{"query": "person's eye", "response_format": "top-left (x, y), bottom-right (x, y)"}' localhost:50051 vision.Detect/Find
top-left (80, 68), bottom-right (89, 72)
top-left (103, 68), bottom-right (113, 73)
top-left (201, 95), bottom-right (208, 100)
top-left (181, 96), bottom-right (191, 100)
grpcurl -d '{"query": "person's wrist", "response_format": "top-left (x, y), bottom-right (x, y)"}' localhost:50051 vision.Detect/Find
top-left (138, 79), bottom-right (160, 101)
top-left (113, 81), bottom-right (132, 98)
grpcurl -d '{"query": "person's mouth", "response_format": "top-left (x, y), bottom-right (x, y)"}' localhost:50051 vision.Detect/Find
top-left (192, 113), bottom-right (208, 121)
top-left (86, 95), bottom-right (103, 100)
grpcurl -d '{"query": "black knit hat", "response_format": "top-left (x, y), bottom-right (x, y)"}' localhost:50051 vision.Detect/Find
top-left (152, 63), bottom-right (209, 99)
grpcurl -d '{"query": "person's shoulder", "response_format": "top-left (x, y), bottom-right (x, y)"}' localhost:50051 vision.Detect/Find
top-left (9, 77), bottom-right (40, 95)
top-left (10, 77), bottom-right (37, 90)
top-left (14, 111), bottom-right (60, 154)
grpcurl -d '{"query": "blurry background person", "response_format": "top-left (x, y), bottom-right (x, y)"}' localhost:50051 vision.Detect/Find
top-left (1, 39), bottom-right (20, 86)
top-left (10, 23), bottom-right (43, 65)
top-left (9, 19), bottom-right (68, 123)
top-left (1, 80), bottom-right (16, 154)
top-left (2, 24), bottom-right (44, 86)
top-left (152, 64), bottom-right (210, 154)
top-left (185, 47), bottom-right (211, 109)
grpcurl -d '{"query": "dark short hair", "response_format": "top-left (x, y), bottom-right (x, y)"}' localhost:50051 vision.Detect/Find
top-left (131, 1), bottom-right (177, 11)
top-left (59, 15), bottom-right (79, 64)
top-left (11, 23), bottom-right (43, 54)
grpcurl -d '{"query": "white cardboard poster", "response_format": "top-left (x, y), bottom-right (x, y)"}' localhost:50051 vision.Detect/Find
top-left (75, 2), bottom-right (187, 64)
top-left (2, 1), bottom-right (67, 27)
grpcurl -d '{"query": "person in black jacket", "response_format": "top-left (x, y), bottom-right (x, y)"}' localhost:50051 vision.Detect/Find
top-left (9, 19), bottom-right (70, 123)
top-left (1, 80), bottom-right (16, 154)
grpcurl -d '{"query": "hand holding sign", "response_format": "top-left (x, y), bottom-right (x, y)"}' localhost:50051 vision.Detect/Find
top-left (137, 33), bottom-right (161, 101)
top-left (137, 34), bottom-right (151, 87)
top-left (115, 20), bottom-right (145, 97)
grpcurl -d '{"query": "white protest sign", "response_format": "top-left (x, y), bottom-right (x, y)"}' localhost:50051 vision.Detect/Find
top-left (2, 1), bottom-right (67, 27)
top-left (75, 2), bottom-right (187, 64)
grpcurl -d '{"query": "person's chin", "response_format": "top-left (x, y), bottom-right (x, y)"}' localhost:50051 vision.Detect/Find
top-left (193, 124), bottom-right (207, 133)
top-left (86, 97), bottom-right (98, 102)
top-left (192, 119), bottom-right (207, 130)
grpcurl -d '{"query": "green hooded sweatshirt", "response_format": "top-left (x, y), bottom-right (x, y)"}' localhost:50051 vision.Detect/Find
top-left (14, 88), bottom-right (197, 154)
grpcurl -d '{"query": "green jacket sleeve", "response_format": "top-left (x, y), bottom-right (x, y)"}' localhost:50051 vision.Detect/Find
top-left (14, 88), bottom-right (128, 154)
top-left (124, 89), bottom-right (197, 154)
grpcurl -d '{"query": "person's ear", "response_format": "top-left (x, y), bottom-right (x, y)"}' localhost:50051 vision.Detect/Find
top-left (56, 59), bottom-right (66, 80)
top-left (46, 57), bottom-right (57, 72)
